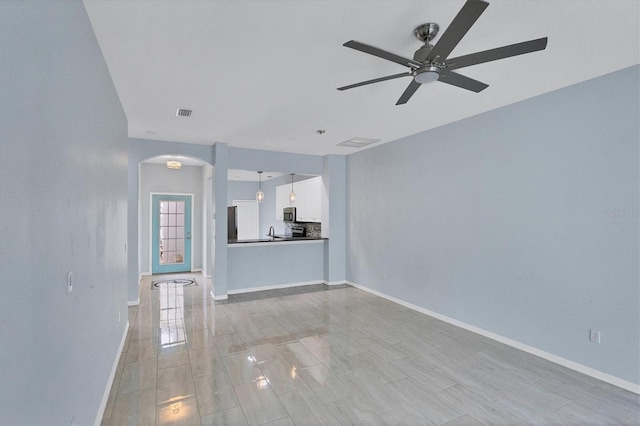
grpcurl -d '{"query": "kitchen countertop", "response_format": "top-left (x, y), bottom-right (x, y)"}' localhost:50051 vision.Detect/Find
top-left (228, 235), bottom-right (327, 245)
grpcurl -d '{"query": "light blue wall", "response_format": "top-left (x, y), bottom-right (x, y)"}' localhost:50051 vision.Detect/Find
top-left (323, 155), bottom-right (347, 283)
top-left (0, 1), bottom-right (129, 424)
top-left (346, 65), bottom-right (640, 386)
top-left (228, 242), bottom-right (325, 291)
top-left (213, 143), bottom-right (229, 297)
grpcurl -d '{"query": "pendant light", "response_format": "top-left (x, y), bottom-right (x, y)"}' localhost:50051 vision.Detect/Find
top-left (256, 171), bottom-right (264, 203)
top-left (289, 173), bottom-right (296, 203)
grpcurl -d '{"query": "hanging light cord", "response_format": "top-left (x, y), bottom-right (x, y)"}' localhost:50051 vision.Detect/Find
top-left (289, 173), bottom-right (296, 203)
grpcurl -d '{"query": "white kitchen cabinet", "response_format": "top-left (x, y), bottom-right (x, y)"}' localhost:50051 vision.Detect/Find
top-left (310, 177), bottom-right (322, 221)
top-left (294, 176), bottom-right (322, 223)
top-left (275, 176), bottom-right (322, 223)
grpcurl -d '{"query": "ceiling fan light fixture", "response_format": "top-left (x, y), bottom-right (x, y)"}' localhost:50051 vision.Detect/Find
top-left (414, 67), bottom-right (440, 84)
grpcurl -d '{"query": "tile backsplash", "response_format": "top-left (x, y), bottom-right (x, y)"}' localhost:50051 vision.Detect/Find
top-left (285, 222), bottom-right (321, 238)
top-left (305, 223), bottom-right (321, 238)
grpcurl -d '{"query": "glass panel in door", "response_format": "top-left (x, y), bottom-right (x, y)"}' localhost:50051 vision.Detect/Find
top-left (152, 194), bottom-right (192, 274)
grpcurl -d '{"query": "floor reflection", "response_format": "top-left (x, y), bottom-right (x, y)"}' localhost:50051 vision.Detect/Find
top-left (157, 282), bottom-right (187, 348)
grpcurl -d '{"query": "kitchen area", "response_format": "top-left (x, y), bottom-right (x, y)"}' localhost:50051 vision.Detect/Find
top-left (227, 174), bottom-right (324, 243)
top-left (224, 170), bottom-right (331, 295)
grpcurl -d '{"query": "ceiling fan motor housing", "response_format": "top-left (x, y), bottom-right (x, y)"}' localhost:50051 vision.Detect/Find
top-left (413, 42), bottom-right (434, 63)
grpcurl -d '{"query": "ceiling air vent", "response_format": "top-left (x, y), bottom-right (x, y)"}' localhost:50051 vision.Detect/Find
top-left (176, 108), bottom-right (193, 117)
top-left (338, 137), bottom-right (380, 149)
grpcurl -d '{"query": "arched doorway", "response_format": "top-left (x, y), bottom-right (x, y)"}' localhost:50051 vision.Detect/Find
top-left (139, 155), bottom-right (211, 277)
top-left (126, 139), bottom-right (216, 305)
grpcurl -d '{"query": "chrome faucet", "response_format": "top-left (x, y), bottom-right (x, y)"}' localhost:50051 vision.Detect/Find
top-left (268, 226), bottom-right (275, 237)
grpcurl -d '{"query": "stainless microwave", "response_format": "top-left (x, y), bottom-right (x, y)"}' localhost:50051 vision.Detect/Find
top-left (283, 207), bottom-right (296, 222)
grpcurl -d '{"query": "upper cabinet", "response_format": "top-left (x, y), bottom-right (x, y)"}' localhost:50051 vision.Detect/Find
top-left (296, 176), bottom-right (322, 222)
top-left (275, 176), bottom-right (322, 223)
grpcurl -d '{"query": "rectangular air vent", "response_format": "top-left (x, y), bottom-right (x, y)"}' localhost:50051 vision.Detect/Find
top-left (338, 137), bottom-right (380, 148)
top-left (176, 108), bottom-right (192, 117)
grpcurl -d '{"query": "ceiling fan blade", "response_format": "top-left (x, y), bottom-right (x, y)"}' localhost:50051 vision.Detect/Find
top-left (337, 72), bottom-right (412, 91)
top-left (426, 0), bottom-right (489, 62)
top-left (343, 40), bottom-right (422, 68)
top-left (396, 79), bottom-right (421, 105)
top-left (438, 70), bottom-right (488, 92)
top-left (446, 37), bottom-right (548, 70)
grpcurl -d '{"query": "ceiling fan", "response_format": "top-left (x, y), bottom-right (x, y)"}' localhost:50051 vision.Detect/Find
top-left (337, 0), bottom-right (548, 105)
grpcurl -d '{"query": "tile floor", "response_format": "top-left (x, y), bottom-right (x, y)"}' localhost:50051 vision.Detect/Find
top-left (102, 273), bottom-right (639, 425)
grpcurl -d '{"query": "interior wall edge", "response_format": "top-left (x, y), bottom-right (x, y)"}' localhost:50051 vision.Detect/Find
top-left (324, 280), bottom-right (347, 286)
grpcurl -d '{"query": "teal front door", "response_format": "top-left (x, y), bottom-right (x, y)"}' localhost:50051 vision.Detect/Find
top-left (152, 194), bottom-right (192, 274)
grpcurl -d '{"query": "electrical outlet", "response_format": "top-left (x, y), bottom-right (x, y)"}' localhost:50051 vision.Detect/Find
top-left (67, 271), bottom-right (73, 294)
top-left (590, 329), bottom-right (601, 344)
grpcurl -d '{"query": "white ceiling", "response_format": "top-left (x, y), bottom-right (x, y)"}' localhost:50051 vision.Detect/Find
top-left (84, 0), bottom-right (639, 156)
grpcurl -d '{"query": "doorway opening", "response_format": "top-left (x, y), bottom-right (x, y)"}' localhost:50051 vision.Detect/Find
top-left (151, 194), bottom-right (192, 274)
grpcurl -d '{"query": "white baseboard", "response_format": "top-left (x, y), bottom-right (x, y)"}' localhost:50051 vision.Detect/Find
top-left (346, 281), bottom-right (640, 395)
top-left (227, 280), bottom-right (323, 295)
top-left (127, 298), bottom-right (140, 306)
top-left (94, 321), bottom-right (129, 425)
top-left (324, 280), bottom-right (346, 286)
top-left (211, 290), bottom-right (228, 301)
